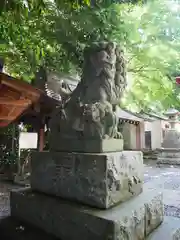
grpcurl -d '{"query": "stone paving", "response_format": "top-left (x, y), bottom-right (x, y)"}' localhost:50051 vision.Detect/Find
top-left (0, 160), bottom-right (180, 238)
top-left (144, 162), bottom-right (180, 219)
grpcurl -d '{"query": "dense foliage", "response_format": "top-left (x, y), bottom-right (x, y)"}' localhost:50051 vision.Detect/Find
top-left (1, 0), bottom-right (180, 111)
top-left (0, 125), bottom-right (18, 168)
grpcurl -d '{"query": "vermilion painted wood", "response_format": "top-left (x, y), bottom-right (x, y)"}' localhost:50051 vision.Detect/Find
top-left (0, 121), bottom-right (9, 127)
top-left (0, 72), bottom-right (42, 127)
top-left (176, 76), bottom-right (180, 84)
top-left (0, 98), bottom-right (31, 107)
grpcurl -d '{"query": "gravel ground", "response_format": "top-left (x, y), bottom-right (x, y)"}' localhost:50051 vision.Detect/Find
top-left (1, 160), bottom-right (180, 239)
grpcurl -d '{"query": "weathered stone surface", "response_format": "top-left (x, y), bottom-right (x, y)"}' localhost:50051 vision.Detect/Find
top-left (50, 138), bottom-right (123, 153)
top-left (31, 151), bottom-right (143, 209)
top-left (145, 192), bottom-right (164, 235)
top-left (10, 188), bottom-right (163, 240)
top-left (162, 130), bottom-right (180, 149)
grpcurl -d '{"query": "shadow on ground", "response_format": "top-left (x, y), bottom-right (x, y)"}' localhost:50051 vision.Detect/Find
top-left (0, 217), bottom-right (59, 239)
top-left (0, 181), bottom-right (59, 239)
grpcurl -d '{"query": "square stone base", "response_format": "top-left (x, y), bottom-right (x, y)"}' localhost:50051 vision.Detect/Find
top-left (10, 188), bottom-right (164, 240)
top-left (157, 149), bottom-right (180, 165)
top-left (14, 174), bottom-right (30, 186)
top-left (157, 148), bottom-right (180, 158)
top-left (31, 151), bottom-right (143, 209)
top-left (49, 138), bottom-right (123, 153)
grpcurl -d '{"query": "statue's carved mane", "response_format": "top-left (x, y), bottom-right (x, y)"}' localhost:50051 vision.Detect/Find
top-left (49, 41), bottom-right (127, 141)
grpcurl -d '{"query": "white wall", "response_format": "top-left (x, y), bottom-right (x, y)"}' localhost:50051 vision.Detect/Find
top-left (139, 122), bottom-right (145, 149)
top-left (122, 123), bottom-right (131, 149)
top-left (130, 124), bottom-right (137, 149)
top-left (152, 121), bottom-right (162, 149)
top-left (145, 121), bottom-right (152, 131)
top-left (122, 122), bottom-right (145, 150)
top-left (144, 120), bottom-right (168, 149)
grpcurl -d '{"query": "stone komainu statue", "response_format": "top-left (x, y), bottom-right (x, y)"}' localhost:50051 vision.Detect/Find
top-left (49, 42), bottom-right (127, 141)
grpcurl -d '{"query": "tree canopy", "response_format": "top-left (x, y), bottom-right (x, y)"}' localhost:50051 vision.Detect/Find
top-left (1, 0), bottom-right (180, 112)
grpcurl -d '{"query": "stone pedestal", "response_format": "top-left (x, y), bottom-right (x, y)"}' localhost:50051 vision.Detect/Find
top-left (49, 138), bottom-right (124, 153)
top-left (31, 151), bottom-right (143, 209)
top-left (157, 148), bottom-right (180, 165)
top-left (161, 130), bottom-right (180, 149)
top-left (157, 108), bottom-right (180, 165)
top-left (10, 150), bottom-right (165, 239)
top-left (14, 174), bottom-right (30, 186)
top-left (11, 188), bottom-right (163, 240)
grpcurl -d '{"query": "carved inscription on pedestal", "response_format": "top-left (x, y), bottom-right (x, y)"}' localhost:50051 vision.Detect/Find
top-left (52, 155), bottom-right (75, 183)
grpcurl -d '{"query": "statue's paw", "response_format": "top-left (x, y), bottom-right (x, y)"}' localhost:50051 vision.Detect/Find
top-left (115, 132), bottom-right (123, 139)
